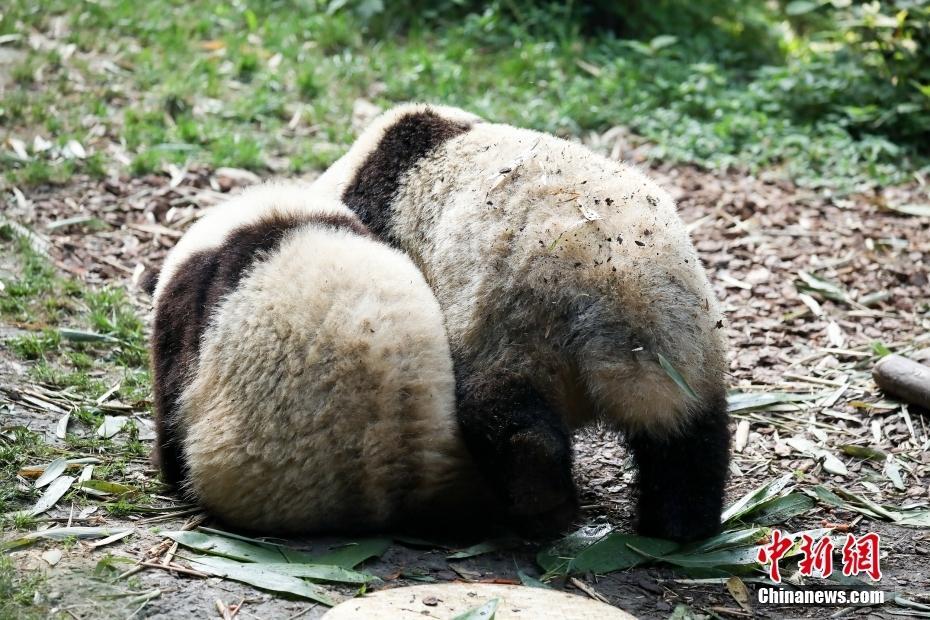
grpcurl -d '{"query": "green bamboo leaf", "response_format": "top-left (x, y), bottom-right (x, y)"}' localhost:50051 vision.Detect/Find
top-left (186, 555), bottom-right (339, 606)
top-left (244, 562), bottom-right (378, 584)
top-left (311, 538), bottom-right (391, 568)
top-left (163, 530), bottom-right (288, 563)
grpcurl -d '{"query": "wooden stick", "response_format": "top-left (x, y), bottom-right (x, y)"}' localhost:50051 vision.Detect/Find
top-left (873, 355), bottom-right (930, 410)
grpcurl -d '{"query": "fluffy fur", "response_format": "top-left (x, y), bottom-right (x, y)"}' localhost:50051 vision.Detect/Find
top-left (151, 182), bottom-right (483, 532)
top-left (314, 104), bottom-right (731, 541)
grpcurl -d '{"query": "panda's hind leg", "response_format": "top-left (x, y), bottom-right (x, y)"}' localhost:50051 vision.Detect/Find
top-left (627, 395), bottom-right (730, 543)
top-left (455, 373), bottom-right (577, 534)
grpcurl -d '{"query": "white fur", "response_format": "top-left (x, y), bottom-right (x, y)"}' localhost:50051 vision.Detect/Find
top-left (156, 182), bottom-right (482, 532)
top-left (153, 182), bottom-right (352, 301)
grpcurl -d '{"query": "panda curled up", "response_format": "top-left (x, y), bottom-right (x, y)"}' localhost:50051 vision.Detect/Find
top-left (151, 105), bottom-right (730, 542)
top-left (149, 182), bottom-right (489, 533)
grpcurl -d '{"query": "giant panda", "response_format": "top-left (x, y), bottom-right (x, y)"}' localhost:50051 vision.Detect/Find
top-left (150, 182), bottom-right (486, 533)
top-left (313, 104), bottom-right (731, 542)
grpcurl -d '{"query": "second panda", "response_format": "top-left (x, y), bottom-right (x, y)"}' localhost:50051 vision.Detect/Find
top-left (314, 104), bottom-right (731, 542)
top-left (150, 182), bottom-right (486, 533)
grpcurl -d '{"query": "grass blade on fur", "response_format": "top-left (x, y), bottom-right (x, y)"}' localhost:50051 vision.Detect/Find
top-left (657, 353), bottom-right (698, 400)
top-left (185, 555), bottom-right (339, 606)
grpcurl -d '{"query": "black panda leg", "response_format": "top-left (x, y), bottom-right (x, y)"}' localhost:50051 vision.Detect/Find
top-left (455, 375), bottom-right (577, 534)
top-left (627, 401), bottom-right (731, 543)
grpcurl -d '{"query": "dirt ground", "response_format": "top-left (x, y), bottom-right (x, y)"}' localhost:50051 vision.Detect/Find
top-left (2, 154), bottom-right (929, 619)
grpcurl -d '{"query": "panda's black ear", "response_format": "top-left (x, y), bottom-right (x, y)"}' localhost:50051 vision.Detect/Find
top-left (140, 269), bottom-right (158, 296)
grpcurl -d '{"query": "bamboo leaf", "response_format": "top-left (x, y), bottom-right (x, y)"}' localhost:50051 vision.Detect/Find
top-left (1, 526), bottom-right (131, 551)
top-left (59, 328), bottom-right (118, 343)
top-left (727, 392), bottom-right (816, 413)
top-left (447, 538), bottom-right (517, 560)
top-left (311, 539), bottom-right (391, 568)
top-left (30, 475), bottom-right (74, 516)
top-left (246, 562), bottom-right (377, 584)
top-left (163, 530), bottom-right (289, 563)
top-left (721, 474), bottom-right (793, 525)
top-left (517, 570), bottom-right (551, 589)
top-left (34, 458), bottom-right (68, 488)
top-left (882, 203), bottom-right (930, 217)
top-left (537, 524), bottom-right (612, 574)
top-left (795, 270), bottom-right (851, 303)
top-left (75, 479), bottom-right (138, 497)
top-left (739, 493), bottom-right (815, 525)
top-left (186, 555), bottom-right (339, 606)
top-left (96, 415), bottom-right (129, 438)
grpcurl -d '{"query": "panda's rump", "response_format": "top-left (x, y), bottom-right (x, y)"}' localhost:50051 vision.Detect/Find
top-left (179, 228), bottom-right (469, 532)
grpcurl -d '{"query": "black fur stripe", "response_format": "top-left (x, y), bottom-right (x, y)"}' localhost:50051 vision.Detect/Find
top-left (151, 211), bottom-right (368, 486)
top-left (341, 109), bottom-right (472, 243)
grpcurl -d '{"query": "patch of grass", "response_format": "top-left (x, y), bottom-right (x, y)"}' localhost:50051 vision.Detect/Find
top-left (29, 362), bottom-right (108, 399)
top-left (1, 229), bottom-right (150, 415)
top-left (0, 555), bottom-right (46, 619)
top-left (0, 426), bottom-right (49, 520)
top-left (84, 288), bottom-right (147, 367)
top-left (8, 330), bottom-right (61, 360)
top-left (209, 134), bottom-right (265, 170)
top-left (70, 406), bottom-right (104, 429)
top-left (0, 231), bottom-right (85, 328)
top-left (1, 0), bottom-right (924, 189)
top-left (6, 159), bottom-right (77, 187)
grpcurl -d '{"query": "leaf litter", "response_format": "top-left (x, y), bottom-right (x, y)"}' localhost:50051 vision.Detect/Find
top-left (162, 529), bottom-right (387, 604)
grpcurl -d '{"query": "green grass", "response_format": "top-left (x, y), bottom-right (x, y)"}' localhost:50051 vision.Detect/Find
top-left (0, 229), bottom-right (158, 525)
top-left (0, 226), bottom-right (147, 369)
top-left (0, 1), bottom-right (926, 190)
top-left (0, 427), bottom-right (49, 517)
top-left (0, 555), bottom-right (46, 620)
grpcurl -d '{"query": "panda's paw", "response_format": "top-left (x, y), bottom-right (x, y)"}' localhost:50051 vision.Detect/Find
top-left (503, 426), bottom-right (577, 533)
top-left (636, 499), bottom-right (721, 543)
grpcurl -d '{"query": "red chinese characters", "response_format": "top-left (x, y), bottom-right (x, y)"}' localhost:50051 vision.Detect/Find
top-left (798, 534), bottom-right (834, 578)
top-left (841, 532), bottom-right (882, 581)
top-left (757, 529), bottom-right (794, 583)
top-left (757, 530), bottom-right (882, 583)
